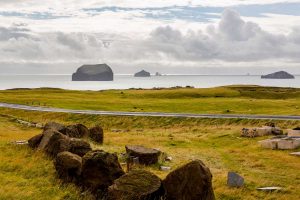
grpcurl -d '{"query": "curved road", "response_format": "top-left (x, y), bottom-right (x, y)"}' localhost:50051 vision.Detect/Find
top-left (0, 102), bottom-right (300, 120)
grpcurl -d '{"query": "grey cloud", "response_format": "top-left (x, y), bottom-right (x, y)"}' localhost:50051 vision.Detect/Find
top-left (0, 9), bottom-right (300, 65)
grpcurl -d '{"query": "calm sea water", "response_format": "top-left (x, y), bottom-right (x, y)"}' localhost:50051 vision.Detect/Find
top-left (0, 74), bottom-right (299, 90)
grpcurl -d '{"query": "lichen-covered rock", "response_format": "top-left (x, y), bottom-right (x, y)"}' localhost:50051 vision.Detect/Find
top-left (89, 126), bottom-right (104, 144)
top-left (72, 64), bottom-right (114, 81)
top-left (81, 150), bottom-right (125, 192)
top-left (54, 151), bottom-right (82, 183)
top-left (108, 170), bottom-right (163, 200)
top-left (69, 138), bottom-right (92, 157)
top-left (28, 134), bottom-right (43, 149)
top-left (125, 145), bottom-right (161, 165)
top-left (163, 160), bottom-right (215, 200)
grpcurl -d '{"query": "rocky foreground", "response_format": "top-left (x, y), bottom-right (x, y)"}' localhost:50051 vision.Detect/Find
top-left (28, 122), bottom-right (215, 200)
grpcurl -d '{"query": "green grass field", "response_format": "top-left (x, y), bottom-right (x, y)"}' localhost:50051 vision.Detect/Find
top-left (0, 108), bottom-right (299, 200)
top-left (0, 86), bottom-right (300, 199)
top-left (1, 86), bottom-right (300, 115)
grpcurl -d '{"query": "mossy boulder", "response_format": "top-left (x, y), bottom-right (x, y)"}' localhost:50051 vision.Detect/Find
top-left (108, 170), bottom-right (163, 200)
top-left (54, 151), bottom-right (82, 183)
top-left (81, 150), bottom-right (125, 192)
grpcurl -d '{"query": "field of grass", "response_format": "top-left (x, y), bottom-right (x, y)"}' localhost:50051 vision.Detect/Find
top-left (0, 116), bottom-right (94, 200)
top-left (0, 108), bottom-right (299, 200)
top-left (1, 86), bottom-right (300, 115)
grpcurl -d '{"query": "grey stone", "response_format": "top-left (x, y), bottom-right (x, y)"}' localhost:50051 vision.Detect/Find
top-left (227, 172), bottom-right (244, 188)
top-left (290, 152), bottom-right (300, 156)
top-left (257, 187), bottom-right (283, 192)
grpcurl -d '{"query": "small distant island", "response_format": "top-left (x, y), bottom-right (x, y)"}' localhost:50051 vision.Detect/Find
top-left (134, 70), bottom-right (150, 77)
top-left (261, 71), bottom-right (295, 79)
top-left (155, 72), bottom-right (162, 76)
top-left (72, 64), bottom-right (113, 81)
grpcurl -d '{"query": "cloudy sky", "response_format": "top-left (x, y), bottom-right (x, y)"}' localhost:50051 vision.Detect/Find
top-left (1, 0), bottom-right (300, 74)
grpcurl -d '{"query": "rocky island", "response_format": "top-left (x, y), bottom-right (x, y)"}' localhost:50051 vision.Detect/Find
top-left (261, 71), bottom-right (294, 79)
top-left (72, 64), bottom-right (113, 81)
top-left (134, 70), bottom-right (150, 77)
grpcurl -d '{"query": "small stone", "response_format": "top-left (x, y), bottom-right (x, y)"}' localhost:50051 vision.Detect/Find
top-left (165, 156), bottom-right (173, 162)
top-left (227, 172), bottom-right (244, 188)
top-left (290, 152), bottom-right (300, 156)
top-left (13, 140), bottom-right (28, 145)
top-left (257, 187), bottom-right (282, 192)
top-left (160, 166), bottom-right (171, 171)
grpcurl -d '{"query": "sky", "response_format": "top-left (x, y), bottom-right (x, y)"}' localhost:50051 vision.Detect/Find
top-left (1, 0), bottom-right (300, 74)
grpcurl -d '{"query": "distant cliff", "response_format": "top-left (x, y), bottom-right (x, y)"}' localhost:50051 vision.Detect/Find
top-left (261, 71), bottom-right (294, 79)
top-left (134, 70), bottom-right (150, 77)
top-left (72, 64), bottom-right (113, 81)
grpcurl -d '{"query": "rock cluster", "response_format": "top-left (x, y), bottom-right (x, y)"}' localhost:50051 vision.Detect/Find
top-left (27, 123), bottom-right (215, 199)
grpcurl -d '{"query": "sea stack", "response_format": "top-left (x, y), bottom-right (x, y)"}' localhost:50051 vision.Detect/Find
top-left (134, 70), bottom-right (151, 77)
top-left (72, 64), bottom-right (113, 81)
top-left (261, 71), bottom-right (294, 79)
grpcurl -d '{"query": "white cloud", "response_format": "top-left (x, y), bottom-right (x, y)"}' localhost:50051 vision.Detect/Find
top-left (0, 9), bottom-right (300, 66)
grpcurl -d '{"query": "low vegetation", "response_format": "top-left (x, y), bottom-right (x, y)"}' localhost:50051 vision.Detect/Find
top-left (0, 86), bottom-right (300, 115)
top-left (0, 108), bottom-right (299, 200)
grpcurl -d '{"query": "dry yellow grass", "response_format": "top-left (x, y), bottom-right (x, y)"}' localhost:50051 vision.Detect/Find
top-left (0, 109), bottom-right (299, 200)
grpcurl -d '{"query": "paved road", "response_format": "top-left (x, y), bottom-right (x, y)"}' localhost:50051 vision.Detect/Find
top-left (1, 102), bottom-right (300, 120)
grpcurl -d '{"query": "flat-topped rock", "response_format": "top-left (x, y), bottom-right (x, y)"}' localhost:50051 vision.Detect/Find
top-left (107, 170), bottom-right (163, 200)
top-left (125, 145), bottom-right (161, 165)
top-left (261, 71), bottom-right (294, 79)
top-left (72, 64), bottom-right (113, 81)
top-left (259, 137), bottom-right (300, 150)
top-left (134, 70), bottom-right (150, 77)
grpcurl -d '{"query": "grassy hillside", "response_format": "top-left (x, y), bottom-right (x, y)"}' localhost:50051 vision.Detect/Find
top-left (0, 86), bottom-right (300, 115)
top-left (0, 109), bottom-right (299, 200)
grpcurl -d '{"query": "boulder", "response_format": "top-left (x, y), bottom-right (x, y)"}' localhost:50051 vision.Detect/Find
top-left (61, 124), bottom-right (89, 138)
top-left (44, 122), bottom-right (65, 132)
top-left (261, 71), bottom-right (295, 79)
top-left (287, 129), bottom-right (300, 137)
top-left (69, 138), bottom-right (92, 157)
top-left (163, 160), bottom-right (215, 200)
top-left (54, 151), bottom-right (82, 183)
top-left (134, 70), bottom-right (150, 77)
top-left (72, 64), bottom-right (113, 81)
top-left (38, 129), bottom-right (70, 157)
top-left (125, 145), bottom-right (161, 165)
top-left (259, 137), bottom-right (300, 150)
top-left (241, 126), bottom-right (282, 137)
top-left (81, 150), bottom-right (125, 192)
top-left (107, 170), bottom-right (163, 200)
top-left (28, 134), bottom-right (44, 149)
top-left (227, 172), bottom-right (244, 188)
top-left (89, 126), bottom-right (104, 144)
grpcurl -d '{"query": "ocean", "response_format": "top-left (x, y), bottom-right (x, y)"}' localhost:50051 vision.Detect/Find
top-left (0, 74), bottom-right (299, 90)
